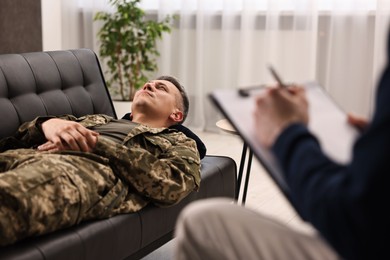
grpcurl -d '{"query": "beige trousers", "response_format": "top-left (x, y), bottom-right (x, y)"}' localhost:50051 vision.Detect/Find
top-left (175, 198), bottom-right (340, 260)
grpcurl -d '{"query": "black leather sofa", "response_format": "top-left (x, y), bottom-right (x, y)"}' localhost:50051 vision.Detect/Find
top-left (0, 49), bottom-right (237, 259)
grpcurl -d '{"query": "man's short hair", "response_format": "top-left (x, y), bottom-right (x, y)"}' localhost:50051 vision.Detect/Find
top-left (156, 75), bottom-right (189, 124)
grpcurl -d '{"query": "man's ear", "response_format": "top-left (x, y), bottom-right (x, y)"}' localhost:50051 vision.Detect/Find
top-left (169, 110), bottom-right (184, 123)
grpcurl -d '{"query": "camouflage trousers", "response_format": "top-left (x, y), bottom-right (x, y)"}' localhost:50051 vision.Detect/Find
top-left (0, 149), bottom-right (128, 246)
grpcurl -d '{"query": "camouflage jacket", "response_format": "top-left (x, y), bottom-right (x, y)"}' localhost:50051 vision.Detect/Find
top-left (6, 114), bottom-right (201, 214)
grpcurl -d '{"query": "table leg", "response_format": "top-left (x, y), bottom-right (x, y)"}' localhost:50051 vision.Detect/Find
top-left (236, 143), bottom-right (247, 200)
top-left (241, 149), bottom-right (253, 205)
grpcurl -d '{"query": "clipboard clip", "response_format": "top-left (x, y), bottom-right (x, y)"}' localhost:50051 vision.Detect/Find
top-left (238, 65), bottom-right (287, 97)
top-left (238, 84), bottom-right (267, 97)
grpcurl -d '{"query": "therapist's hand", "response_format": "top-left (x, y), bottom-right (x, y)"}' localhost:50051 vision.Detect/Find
top-left (347, 113), bottom-right (369, 132)
top-left (253, 85), bottom-right (309, 148)
top-left (39, 118), bottom-right (99, 152)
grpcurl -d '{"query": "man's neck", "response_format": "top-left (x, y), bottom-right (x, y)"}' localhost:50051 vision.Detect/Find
top-left (131, 114), bottom-right (170, 128)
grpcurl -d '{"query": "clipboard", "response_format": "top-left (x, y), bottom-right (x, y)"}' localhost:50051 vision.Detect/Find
top-left (209, 81), bottom-right (360, 202)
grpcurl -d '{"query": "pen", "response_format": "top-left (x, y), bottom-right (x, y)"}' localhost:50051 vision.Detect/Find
top-left (268, 65), bottom-right (287, 88)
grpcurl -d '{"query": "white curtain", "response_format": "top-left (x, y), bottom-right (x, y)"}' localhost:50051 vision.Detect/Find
top-left (61, 0), bottom-right (390, 131)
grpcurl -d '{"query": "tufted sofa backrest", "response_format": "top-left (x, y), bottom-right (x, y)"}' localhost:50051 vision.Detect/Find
top-left (0, 49), bottom-right (116, 139)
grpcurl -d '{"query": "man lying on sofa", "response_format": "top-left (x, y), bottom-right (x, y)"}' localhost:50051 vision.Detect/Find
top-left (0, 75), bottom-right (201, 246)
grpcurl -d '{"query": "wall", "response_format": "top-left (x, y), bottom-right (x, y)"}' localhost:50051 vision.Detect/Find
top-left (41, 0), bottom-right (62, 51)
top-left (0, 0), bottom-right (42, 54)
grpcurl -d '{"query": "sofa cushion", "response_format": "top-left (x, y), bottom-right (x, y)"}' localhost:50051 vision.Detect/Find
top-left (0, 49), bottom-right (115, 139)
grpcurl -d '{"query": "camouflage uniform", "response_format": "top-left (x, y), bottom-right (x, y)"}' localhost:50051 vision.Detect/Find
top-left (0, 114), bottom-right (201, 246)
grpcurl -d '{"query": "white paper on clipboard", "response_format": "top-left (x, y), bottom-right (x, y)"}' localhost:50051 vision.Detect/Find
top-left (209, 81), bottom-right (359, 201)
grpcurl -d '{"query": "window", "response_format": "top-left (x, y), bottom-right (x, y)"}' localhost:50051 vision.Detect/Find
top-left (139, 0), bottom-right (377, 12)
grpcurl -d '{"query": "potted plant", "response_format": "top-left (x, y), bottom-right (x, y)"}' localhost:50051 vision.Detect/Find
top-left (94, 0), bottom-right (174, 101)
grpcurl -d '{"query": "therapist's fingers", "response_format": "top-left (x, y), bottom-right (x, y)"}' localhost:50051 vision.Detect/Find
top-left (347, 113), bottom-right (369, 132)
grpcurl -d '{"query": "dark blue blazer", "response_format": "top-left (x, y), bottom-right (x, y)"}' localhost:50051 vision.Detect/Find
top-left (272, 30), bottom-right (390, 259)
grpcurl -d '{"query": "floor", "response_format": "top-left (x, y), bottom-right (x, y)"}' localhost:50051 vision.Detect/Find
top-left (142, 129), bottom-right (316, 259)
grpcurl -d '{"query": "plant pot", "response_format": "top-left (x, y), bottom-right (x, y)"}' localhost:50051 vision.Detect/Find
top-left (113, 101), bottom-right (132, 119)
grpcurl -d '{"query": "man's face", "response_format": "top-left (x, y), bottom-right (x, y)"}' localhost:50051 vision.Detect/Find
top-left (132, 79), bottom-right (183, 124)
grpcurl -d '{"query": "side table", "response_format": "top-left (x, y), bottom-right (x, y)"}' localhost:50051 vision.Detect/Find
top-left (216, 119), bottom-right (253, 205)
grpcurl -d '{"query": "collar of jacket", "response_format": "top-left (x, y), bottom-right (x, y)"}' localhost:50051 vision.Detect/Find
top-left (122, 124), bottom-right (176, 143)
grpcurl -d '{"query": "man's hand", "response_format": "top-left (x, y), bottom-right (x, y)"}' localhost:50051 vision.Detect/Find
top-left (38, 118), bottom-right (99, 152)
top-left (253, 85), bottom-right (309, 148)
